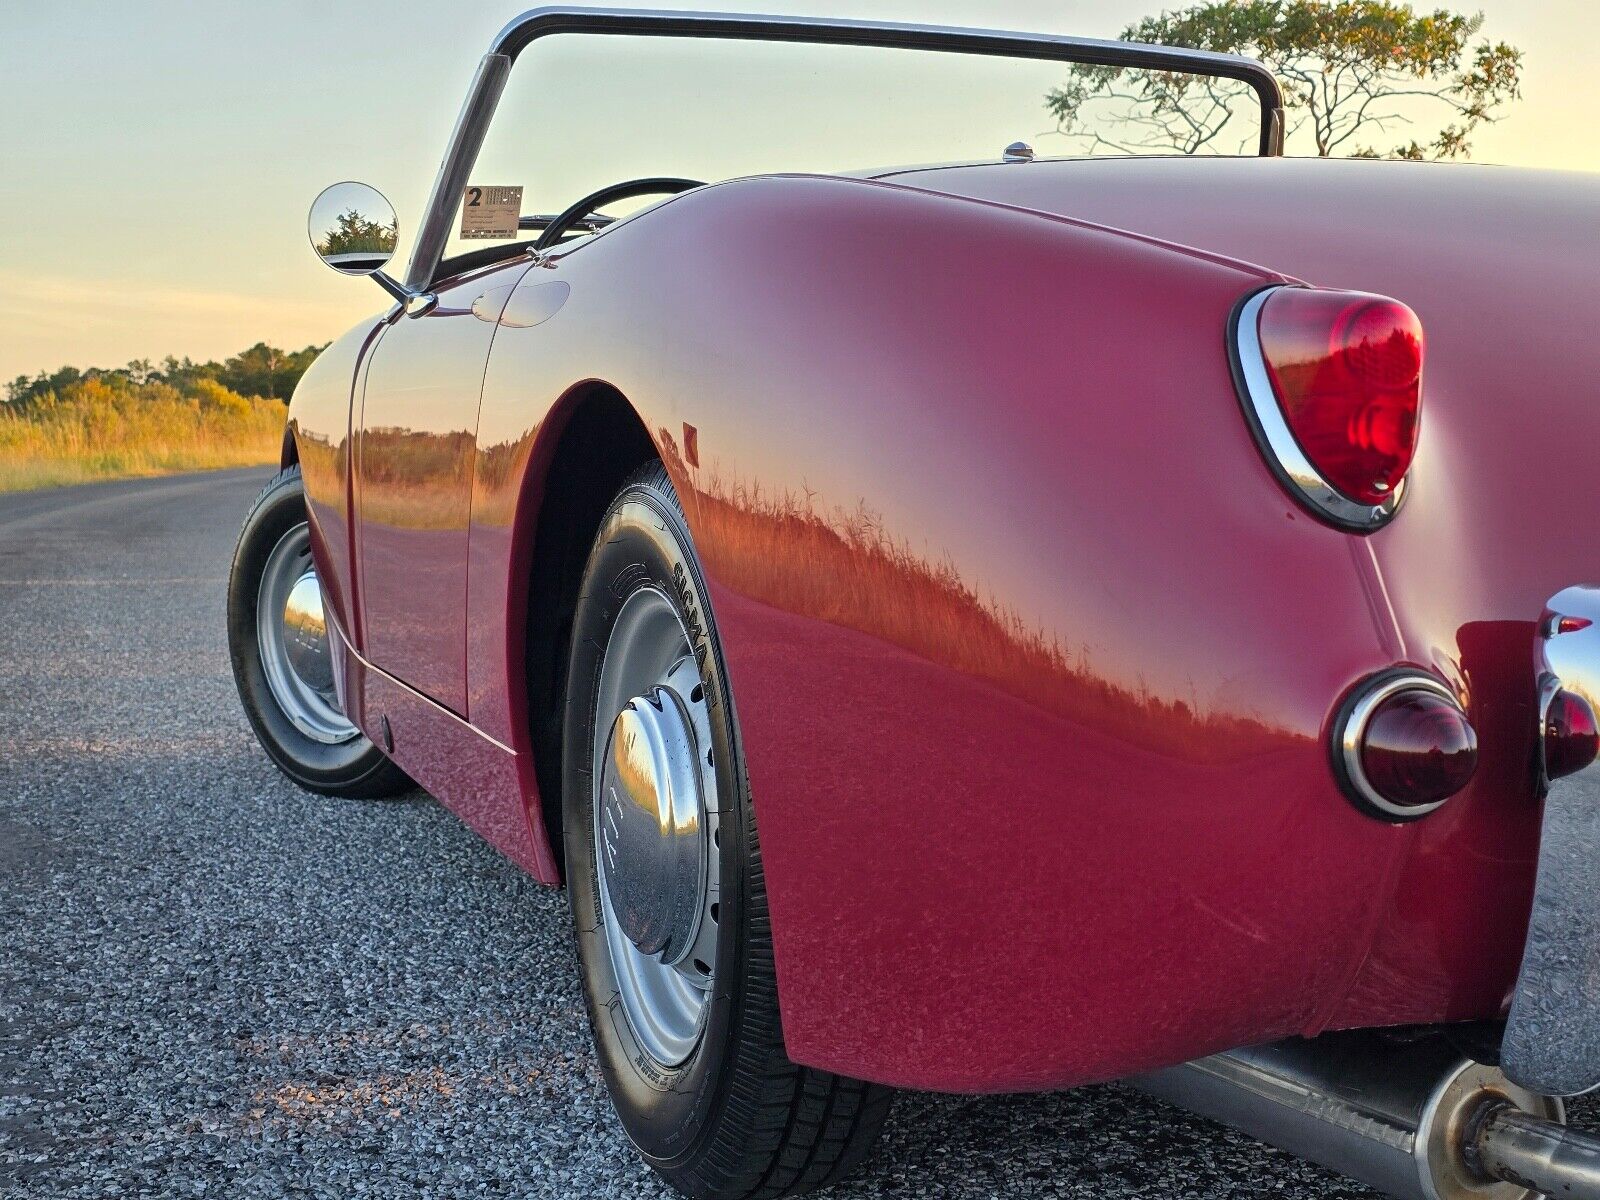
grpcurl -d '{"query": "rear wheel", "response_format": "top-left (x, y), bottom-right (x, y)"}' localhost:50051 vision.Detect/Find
top-left (563, 463), bottom-right (892, 1199)
top-left (227, 466), bottom-right (410, 798)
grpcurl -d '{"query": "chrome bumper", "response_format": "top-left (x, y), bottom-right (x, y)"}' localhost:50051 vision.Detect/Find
top-left (1502, 585), bottom-right (1600, 1097)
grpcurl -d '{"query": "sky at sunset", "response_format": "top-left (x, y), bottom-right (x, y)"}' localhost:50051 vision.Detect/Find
top-left (2, 0), bottom-right (1596, 382)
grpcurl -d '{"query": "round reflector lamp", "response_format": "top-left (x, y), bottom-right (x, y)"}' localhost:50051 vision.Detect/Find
top-left (1542, 686), bottom-right (1599, 785)
top-left (1334, 672), bottom-right (1478, 821)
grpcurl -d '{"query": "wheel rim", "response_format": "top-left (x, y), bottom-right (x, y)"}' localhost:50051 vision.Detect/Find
top-left (256, 523), bottom-right (360, 745)
top-left (592, 586), bottom-right (722, 1068)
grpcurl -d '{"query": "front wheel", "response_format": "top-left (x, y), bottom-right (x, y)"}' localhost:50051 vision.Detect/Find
top-left (227, 466), bottom-right (410, 798)
top-left (563, 463), bottom-right (892, 1199)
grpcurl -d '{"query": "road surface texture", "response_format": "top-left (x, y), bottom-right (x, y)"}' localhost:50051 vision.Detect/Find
top-left (2, 467), bottom-right (1588, 1199)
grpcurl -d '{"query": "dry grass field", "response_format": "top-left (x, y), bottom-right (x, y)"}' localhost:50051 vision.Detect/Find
top-left (0, 375), bottom-right (284, 493)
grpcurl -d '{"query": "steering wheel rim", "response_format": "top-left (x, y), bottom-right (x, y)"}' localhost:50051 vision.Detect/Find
top-left (535, 177), bottom-right (705, 251)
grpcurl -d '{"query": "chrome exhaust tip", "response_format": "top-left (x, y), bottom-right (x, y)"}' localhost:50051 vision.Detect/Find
top-left (1468, 1102), bottom-right (1600, 1197)
top-left (1134, 1032), bottom-right (1600, 1200)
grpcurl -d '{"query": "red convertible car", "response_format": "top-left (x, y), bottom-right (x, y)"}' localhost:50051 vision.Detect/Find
top-left (229, 8), bottom-right (1600, 1199)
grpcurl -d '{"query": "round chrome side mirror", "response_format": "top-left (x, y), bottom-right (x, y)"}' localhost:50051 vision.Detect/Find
top-left (307, 182), bottom-right (398, 276)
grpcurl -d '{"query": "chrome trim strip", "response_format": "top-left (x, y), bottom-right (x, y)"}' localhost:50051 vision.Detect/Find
top-left (329, 614), bottom-right (519, 757)
top-left (406, 6), bottom-right (1286, 289)
top-left (1233, 287), bottom-right (1405, 532)
top-left (1337, 672), bottom-right (1461, 820)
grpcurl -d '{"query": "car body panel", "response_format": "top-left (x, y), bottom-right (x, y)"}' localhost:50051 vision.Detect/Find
top-left (339, 627), bottom-right (554, 880)
top-left (466, 173), bottom-right (1419, 1088)
top-left (287, 318), bottom-right (385, 657)
top-left (353, 260), bottom-right (536, 714)
top-left (288, 159), bottom-right (1597, 1091)
top-left (881, 156), bottom-right (1600, 1034)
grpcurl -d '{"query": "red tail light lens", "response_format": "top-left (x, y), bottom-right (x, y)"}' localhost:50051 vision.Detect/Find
top-left (1336, 674), bottom-right (1477, 820)
top-left (1543, 688), bottom-right (1599, 783)
top-left (1254, 289), bottom-right (1424, 508)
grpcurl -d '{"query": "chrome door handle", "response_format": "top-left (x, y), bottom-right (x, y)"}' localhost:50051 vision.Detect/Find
top-left (471, 284), bottom-right (516, 324)
top-left (472, 280), bottom-right (570, 329)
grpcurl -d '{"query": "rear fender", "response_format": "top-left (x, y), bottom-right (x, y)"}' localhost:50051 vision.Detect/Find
top-left (473, 175), bottom-right (1428, 1090)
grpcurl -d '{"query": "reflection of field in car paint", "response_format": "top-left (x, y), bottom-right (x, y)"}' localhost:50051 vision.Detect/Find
top-left (321, 422), bottom-right (1300, 759)
top-left (660, 433), bottom-right (1294, 763)
top-left (305, 420), bottom-right (1292, 759)
top-left (301, 424), bottom-right (485, 531)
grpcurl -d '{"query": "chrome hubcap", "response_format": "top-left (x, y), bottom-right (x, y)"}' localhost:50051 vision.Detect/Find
top-left (257, 524), bottom-right (359, 745)
top-left (600, 690), bottom-right (707, 962)
top-left (282, 573), bottom-right (335, 695)
top-left (593, 588), bottom-right (721, 1067)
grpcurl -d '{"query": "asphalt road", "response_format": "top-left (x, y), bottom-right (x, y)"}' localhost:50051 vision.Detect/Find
top-left (0, 467), bottom-right (1582, 1199)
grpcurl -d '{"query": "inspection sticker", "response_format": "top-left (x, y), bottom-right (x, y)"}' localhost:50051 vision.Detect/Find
top-left (460, 185), bottom-right (523, 239)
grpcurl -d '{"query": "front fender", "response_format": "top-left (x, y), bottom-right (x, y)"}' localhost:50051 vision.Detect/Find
top-left (285, 316), bottom-right (388, 653)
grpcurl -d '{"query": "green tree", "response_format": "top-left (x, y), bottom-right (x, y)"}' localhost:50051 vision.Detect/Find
top-left (4, 343), bottom-right (327, 408)
top-left (1046, 1), bottom-right (1522, 159)
top-left (6, 365), bottom-right (82, 409)
top-left (215, 343), bottom-right (323, 401)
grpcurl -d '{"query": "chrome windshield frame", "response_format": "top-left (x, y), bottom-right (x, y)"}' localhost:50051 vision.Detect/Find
top-left (404, 5), bottom-right (1287, 291)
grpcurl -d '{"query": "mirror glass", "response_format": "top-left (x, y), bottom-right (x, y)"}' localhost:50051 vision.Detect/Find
top-left (308, 182), bottom-right (399, 275)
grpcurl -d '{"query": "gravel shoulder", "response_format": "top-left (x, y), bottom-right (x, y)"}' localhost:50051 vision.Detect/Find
top-left (0, 468), bottom-right (1583, 1199)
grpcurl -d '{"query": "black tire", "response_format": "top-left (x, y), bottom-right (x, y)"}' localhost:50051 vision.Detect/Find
top-left (563, 463), bottom-right (892, 1200)
top-left (227, 465), bottom-right (411, 799)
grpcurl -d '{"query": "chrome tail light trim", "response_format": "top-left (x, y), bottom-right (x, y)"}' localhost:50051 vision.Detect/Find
top-left (1231, 286), bottom-right (1407, 533)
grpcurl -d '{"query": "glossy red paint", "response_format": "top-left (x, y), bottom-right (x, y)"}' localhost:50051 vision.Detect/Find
top-left (354, 261), bottom-right (536, 714)
top-left (338, 620), bottom-right (553, 880)
top-left (288, 318), bottom-right (386, 655)
top-left (465, 372), bottom-right (587, 750)
top-left (289, 158), bottom-right (1600, 1092)
top-left (899, 156), bottom-right (1600, 1035)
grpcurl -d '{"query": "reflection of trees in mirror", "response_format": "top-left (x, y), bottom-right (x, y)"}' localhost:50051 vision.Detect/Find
top-left (1045, 0), bottom-right (1522, 160)
top-left (315, 208), bottom-right (399, 258)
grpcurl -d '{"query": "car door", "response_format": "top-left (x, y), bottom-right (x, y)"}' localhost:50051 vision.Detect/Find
top-left (354, 258), bottom-right (535, 713)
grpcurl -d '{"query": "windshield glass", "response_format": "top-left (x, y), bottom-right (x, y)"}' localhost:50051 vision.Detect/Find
top-left (437, 34), bottom-right (1267, 269)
